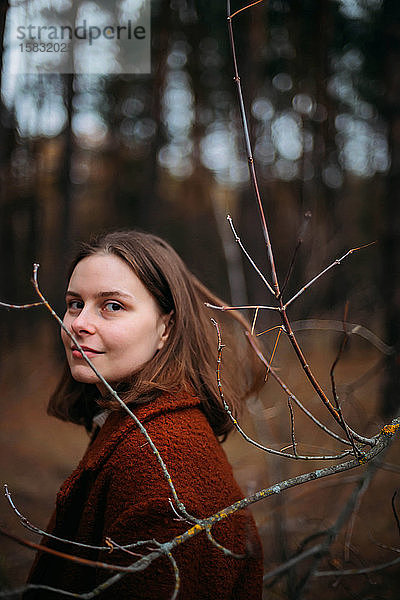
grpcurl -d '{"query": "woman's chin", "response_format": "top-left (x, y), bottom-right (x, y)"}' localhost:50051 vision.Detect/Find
top-left (70, 366), bottom-right (101, 385)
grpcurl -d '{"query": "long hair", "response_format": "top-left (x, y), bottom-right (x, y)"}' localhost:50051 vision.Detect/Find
top-left (48, 230), bottom-right (265, 437)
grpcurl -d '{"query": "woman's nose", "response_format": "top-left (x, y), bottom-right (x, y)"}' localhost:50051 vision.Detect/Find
top-left (70, 308), bottom-right (96, 335)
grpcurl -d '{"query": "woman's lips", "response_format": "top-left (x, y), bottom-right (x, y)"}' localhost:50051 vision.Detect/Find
top-left (71, 346), bottom-right (104, 359)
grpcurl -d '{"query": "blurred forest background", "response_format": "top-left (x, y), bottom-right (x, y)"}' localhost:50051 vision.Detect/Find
top-left (0, 0), bottom-right (400, 598)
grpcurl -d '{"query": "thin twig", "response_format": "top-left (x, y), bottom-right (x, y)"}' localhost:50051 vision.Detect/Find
top-left (264, 326), bottom-right (282, 382)
top-left (279, 309), bottom-right (375, 446)
top-left (105, 538), bottom-right (148, 559)
top-left (368, 539), bottom-right (400, 554)
top-left (0, 300), bottom-right (44, 309)
top-left (263, 542), bottom-right (326, 582)
top-left (263, 468), bottom-right (385, 588)
top-left (212, 319), bottom-right (355, 460)
top-left (246, 333), bottom-right (353, 446)
top-left (251, 306), bottom-right (259, 336)
top-left (106, 539), bottom-right (181, 600)
top-left (6, 483), bottom-right (181, 559)
top-left (330, 304), bottom-right (350, 407)
top-left (290, 319), bottom-right (393, 356)
top-left (226, 3), bottom-right (280, 296)
top-left (226, 215), bottom-right (276, 296)
top-left (315, 555), bottom-right (400, 577)
top-left (293, 465), bottom-right (377, 598)
top-left (0, 527), bottom-right (137, 573)
top-left (4, 484), bottom-right (111, 552)
top-left (392, 491), bottom-right (400, 537)
top-left (329, 304), bottom-right (361, 459)
top-left (168, 498), bottom-right (193, 525)
top-left (284, 243), bottom-right (376, 309)
top-left (205, 301), bottom-right (279, 312)
top-left (344, 468), bottom-right (372, 561)
top-left (205, 528), bottom-right (245, 559)
top-left (256, 324), bottom-right (283, 337)
top-left (287, 398), bottom-right (298, 457)
top-left (230, 0), bottom-right (265, 20)
top-left (279, 211), bottom-right (312, 299)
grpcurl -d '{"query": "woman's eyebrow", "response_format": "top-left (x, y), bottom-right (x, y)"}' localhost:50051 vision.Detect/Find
top-left (95, 290), bottom-right (133, 299)
top-left (65, 290), bottom-right (133, 299)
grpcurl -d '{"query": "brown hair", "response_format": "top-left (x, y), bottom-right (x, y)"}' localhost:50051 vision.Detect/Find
top-left (48, 230), bottom-right (264, 437)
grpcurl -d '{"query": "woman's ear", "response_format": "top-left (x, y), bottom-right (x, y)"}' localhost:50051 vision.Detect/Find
top-left (157, 311), bottom-right (174, 349)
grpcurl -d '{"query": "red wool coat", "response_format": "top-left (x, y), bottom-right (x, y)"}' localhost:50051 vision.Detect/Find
top-left (26, 390), bottom-right (263, 599)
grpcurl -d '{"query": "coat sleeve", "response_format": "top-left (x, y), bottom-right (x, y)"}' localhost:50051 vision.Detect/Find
top-left (94, 497), bottom-right (263, 600)
top-left (94, 498), bottom-right (188, 600)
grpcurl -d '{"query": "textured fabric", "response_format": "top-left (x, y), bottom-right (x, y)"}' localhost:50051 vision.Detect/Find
top-left (26, 390), bottom-right (263, 599)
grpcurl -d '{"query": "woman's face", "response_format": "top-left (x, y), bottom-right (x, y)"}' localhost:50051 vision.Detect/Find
top-left (61, 253), bottom-right (170, 393)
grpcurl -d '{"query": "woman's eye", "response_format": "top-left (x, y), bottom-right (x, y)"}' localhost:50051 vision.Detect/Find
top-left (103, 302), bottom-right (123, 312)
top-left (67, 300), bottom-right (83, 311)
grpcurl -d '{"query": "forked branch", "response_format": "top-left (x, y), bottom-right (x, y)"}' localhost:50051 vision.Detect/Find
top-left (226, 4), bottom-right (376, 444)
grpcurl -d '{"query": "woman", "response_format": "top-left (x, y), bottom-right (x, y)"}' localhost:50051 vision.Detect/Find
top-left (26, 230), bottom-right (265, 599)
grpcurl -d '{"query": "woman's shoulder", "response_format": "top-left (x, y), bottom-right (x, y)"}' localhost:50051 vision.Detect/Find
top-left (91, 389), bottom-right (214, 462)
top-left (136, 388), bottom-right (203, 424)
top-left (101, 391), bottom-right (243, 515)
top-left (98, 389), bottom-right (231, 479)
top-left (113, 388), bottom-right (219, 454)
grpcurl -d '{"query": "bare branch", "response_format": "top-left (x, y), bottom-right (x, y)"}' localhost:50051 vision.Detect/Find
top-left (227, 3), bottom-right (280, 296)
top-left (344, 469), bottom-right (372, 561)
top-left (226, 0), bottom-right (378, 440)
top-left (212, 318), bottom-right (357, 460)
top-left (292, 463), bottom-right (378, 597)
top-left (6, 483), bottom-right (192, 564)
top-left (279, 310), bottom-right (375, 446)
top-left (392, 491), bottom-right (400, 537)
top-left (226, 216), bottom-right (276, 297)
top-left (105, 538), bottom-right (146, 559)
top-left (287, 398), bottom-right (298, 457)
top-left (0, 300), bottom-right (44, 310)
top-left (264, 326), bottom-right (282, 382)
top-left (229, 0), bottom-right (265, 20)
top-left (205, 302), bottom-right (279, 312)
top-left (205, 528), bottom-right (246, 559)
top-left (262, 428), bottom-right (399, 592)
top-left (279, 211), bottom-right (312, 299)
top-left (315, 555), bottom-right (400, 577)
top-left (290, 319), bottom-right (394, 356)
top-left (329, 305), bottom-right (361, 460)
top-left (263, 542), bottom-right (326, 582)
top-left (106, 539), bottom-right (181, 600)
top-left (0, 526), bottom-right (137, 573)
top-left (284, 243), bottom-right (376, 309)
top-left (163, 549), bottom-right (180, 600)
top-left (4, 484), bottom-right (111, 551)
top-left (250, 306), bottom-right (259, 336)
top-left (246, 332), bottom-right (353, 446)
top-left (0, 571), bottom-right (129, 599)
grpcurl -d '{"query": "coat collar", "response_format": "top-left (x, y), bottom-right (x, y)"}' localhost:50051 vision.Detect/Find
top-left (56, 389), bottom-right (201, 511)
top-left (80, 388), bottom-right (201, 472)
